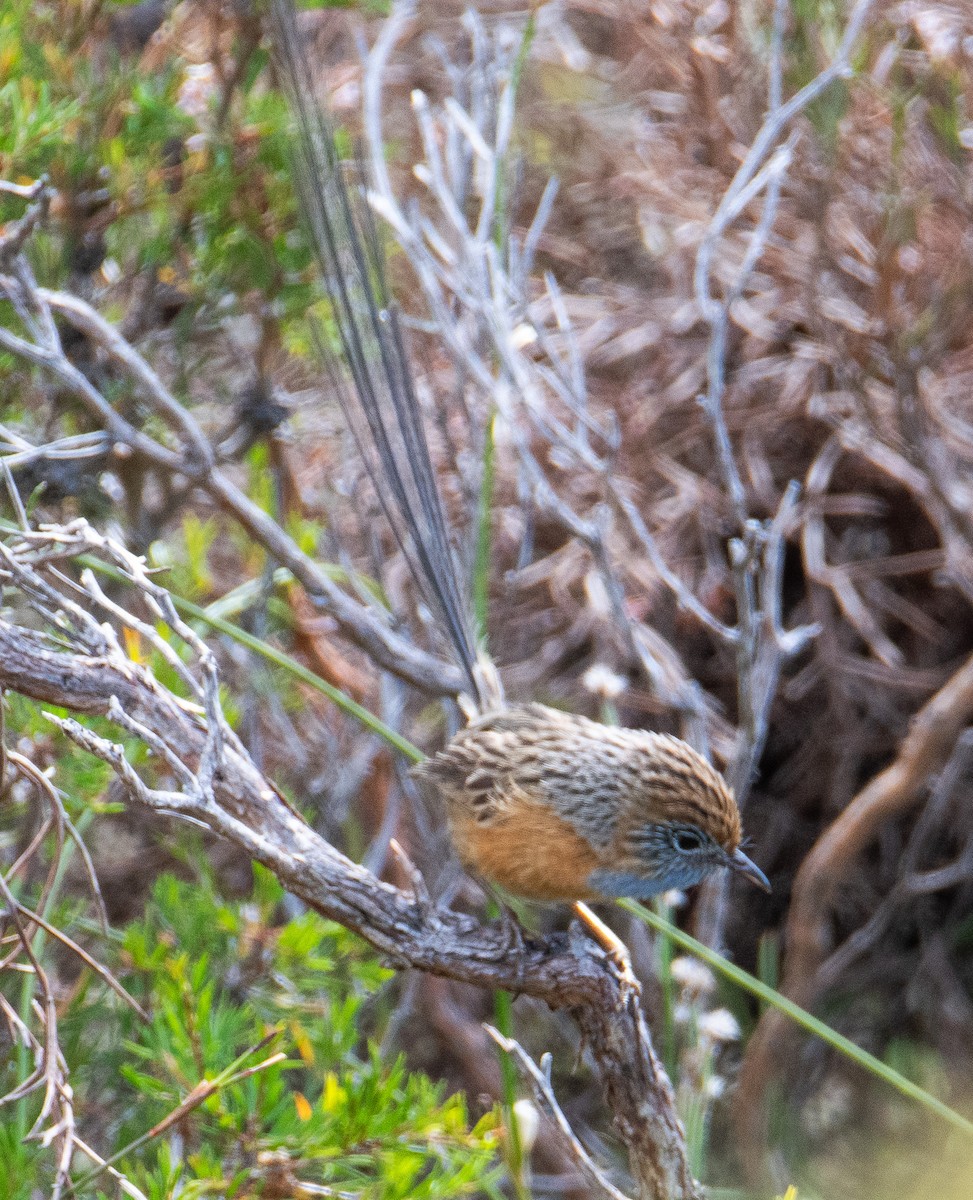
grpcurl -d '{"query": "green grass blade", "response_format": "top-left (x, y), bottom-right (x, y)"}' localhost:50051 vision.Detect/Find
top-left (622, 898), bottom-right (973, 1138)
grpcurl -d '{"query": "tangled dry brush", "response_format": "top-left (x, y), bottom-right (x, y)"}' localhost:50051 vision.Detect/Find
top-left (3, 0), bottom-right (973, 1194)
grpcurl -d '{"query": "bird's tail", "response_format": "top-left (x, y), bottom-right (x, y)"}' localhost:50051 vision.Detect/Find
top-left (270, 0), bottom-right (500, 716)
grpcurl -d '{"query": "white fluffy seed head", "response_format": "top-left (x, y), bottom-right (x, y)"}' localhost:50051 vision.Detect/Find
top-left (698, 1008), bottom-right (741, 1044)
top-left (670, 955), bottom-right (716, 996)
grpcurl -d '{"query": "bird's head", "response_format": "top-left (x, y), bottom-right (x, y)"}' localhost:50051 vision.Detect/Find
top-left (587, 733), bottom-right (770, 901)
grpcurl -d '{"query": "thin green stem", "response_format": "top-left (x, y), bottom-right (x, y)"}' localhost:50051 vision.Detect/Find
top-left (654, 895), bottom-right (677, 1077)
top-left (756, 929), bottom-right (780, 1015)
top-left (493, 983), bottom-right (528, 1200)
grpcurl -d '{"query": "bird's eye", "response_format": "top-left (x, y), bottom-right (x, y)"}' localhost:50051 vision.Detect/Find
top-left (673, 829), bottom-right (705, 853)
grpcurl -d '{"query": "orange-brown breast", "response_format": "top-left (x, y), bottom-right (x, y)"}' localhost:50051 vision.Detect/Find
top-left (448, 783), bottom-right (602, 902)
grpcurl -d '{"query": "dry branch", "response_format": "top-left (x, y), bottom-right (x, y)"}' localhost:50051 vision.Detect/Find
top-left (487, 1025), bottom-right (633, 1200)
top-left (0, 524), bottom-right (699, 1200)
top-left (0, 233), bottom-right (462, 699)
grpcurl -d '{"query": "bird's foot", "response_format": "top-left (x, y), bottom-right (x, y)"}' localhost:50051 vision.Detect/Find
top-left (573, 902), bottom-right (640, 997)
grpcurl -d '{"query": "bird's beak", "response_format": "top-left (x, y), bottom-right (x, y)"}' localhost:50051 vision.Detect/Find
top-left (728, 848), bottom-right (771, 892)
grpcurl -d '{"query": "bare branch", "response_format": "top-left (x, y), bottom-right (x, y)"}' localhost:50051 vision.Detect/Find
top-left (0, 251), bottom-right (463, 698)
top-left (0, 525), bottom-right (700, 1200)
top-left (486, 1026), bottom-right (634, 1200)
top-left (690, 0), bottom-right (873, 949)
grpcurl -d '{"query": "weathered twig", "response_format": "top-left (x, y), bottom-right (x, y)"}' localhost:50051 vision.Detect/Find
top-left (486, 1026), bottom-right (634, 1200)
top-left (362, 2), bottom-right (726, 728)
top-left (690, 0), bottom-right (872, 949)
top-left (0, 524), bottom-right (700, 1200)
top-left (0, 245), bottom-right (462, 698)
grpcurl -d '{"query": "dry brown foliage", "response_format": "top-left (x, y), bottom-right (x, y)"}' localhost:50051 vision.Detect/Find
top-left (353, 0), bottom-right (973, 1179)
top-left (4, 1), bottom-right (973, 1195)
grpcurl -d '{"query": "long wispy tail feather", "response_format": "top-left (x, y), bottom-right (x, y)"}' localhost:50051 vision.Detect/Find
top-left (269, 0), bottom-right (499, 714)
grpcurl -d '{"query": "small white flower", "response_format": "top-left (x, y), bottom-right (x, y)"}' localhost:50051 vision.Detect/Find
top-left (698, 1008), bottom-right (740, 1044)
top-left (512, 1099), bottom-right (539, 1154)
top-left (583, 571), bottom-right (612, 618)
top-left (11, 778), bottom-right (32, 805)
top-left (582, 663), bottom-right (628, 699)
top-left (511, 323), bottom-right (538, 349)
top-left (704, 1075), bottom-right (727, 1099)
top-left (670, 956), bottom-right (716, 995)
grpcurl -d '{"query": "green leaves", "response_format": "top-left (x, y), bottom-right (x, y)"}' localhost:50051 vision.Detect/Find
top-left (36, 865), bottom-right (501, 1196)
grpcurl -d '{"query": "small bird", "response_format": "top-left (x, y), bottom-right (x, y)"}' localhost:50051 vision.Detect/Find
top-left (416, 703), bottom-right (768, 903)
top-left (270, 0), bottom-right (769, 908)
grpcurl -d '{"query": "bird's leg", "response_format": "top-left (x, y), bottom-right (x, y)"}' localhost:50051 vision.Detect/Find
top-left (491, 892), bottom-right (530, 961)
top-left (467, 873), bottom-right (532, 961)
top-left (573, 902), bottom-right (639, 995)
top-left (489, 890), bottom-right (531, 993)
top-left (498, 901), bottom-right (528, 961)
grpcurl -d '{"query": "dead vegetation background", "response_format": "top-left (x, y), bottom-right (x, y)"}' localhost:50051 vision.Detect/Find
top-left (3, 1), bottom-right (973, 1197)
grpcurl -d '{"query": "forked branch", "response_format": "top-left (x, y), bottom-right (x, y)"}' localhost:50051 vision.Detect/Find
top-left (0, 522), bottom-right (700, 1200)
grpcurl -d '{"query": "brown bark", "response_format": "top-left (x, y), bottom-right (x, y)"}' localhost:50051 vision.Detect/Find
top-left (0, 616), bottom-right (700, 1200)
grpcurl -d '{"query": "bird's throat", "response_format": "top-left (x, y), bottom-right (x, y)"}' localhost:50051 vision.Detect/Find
top-left (589, 864), bottom-right (707, 900)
